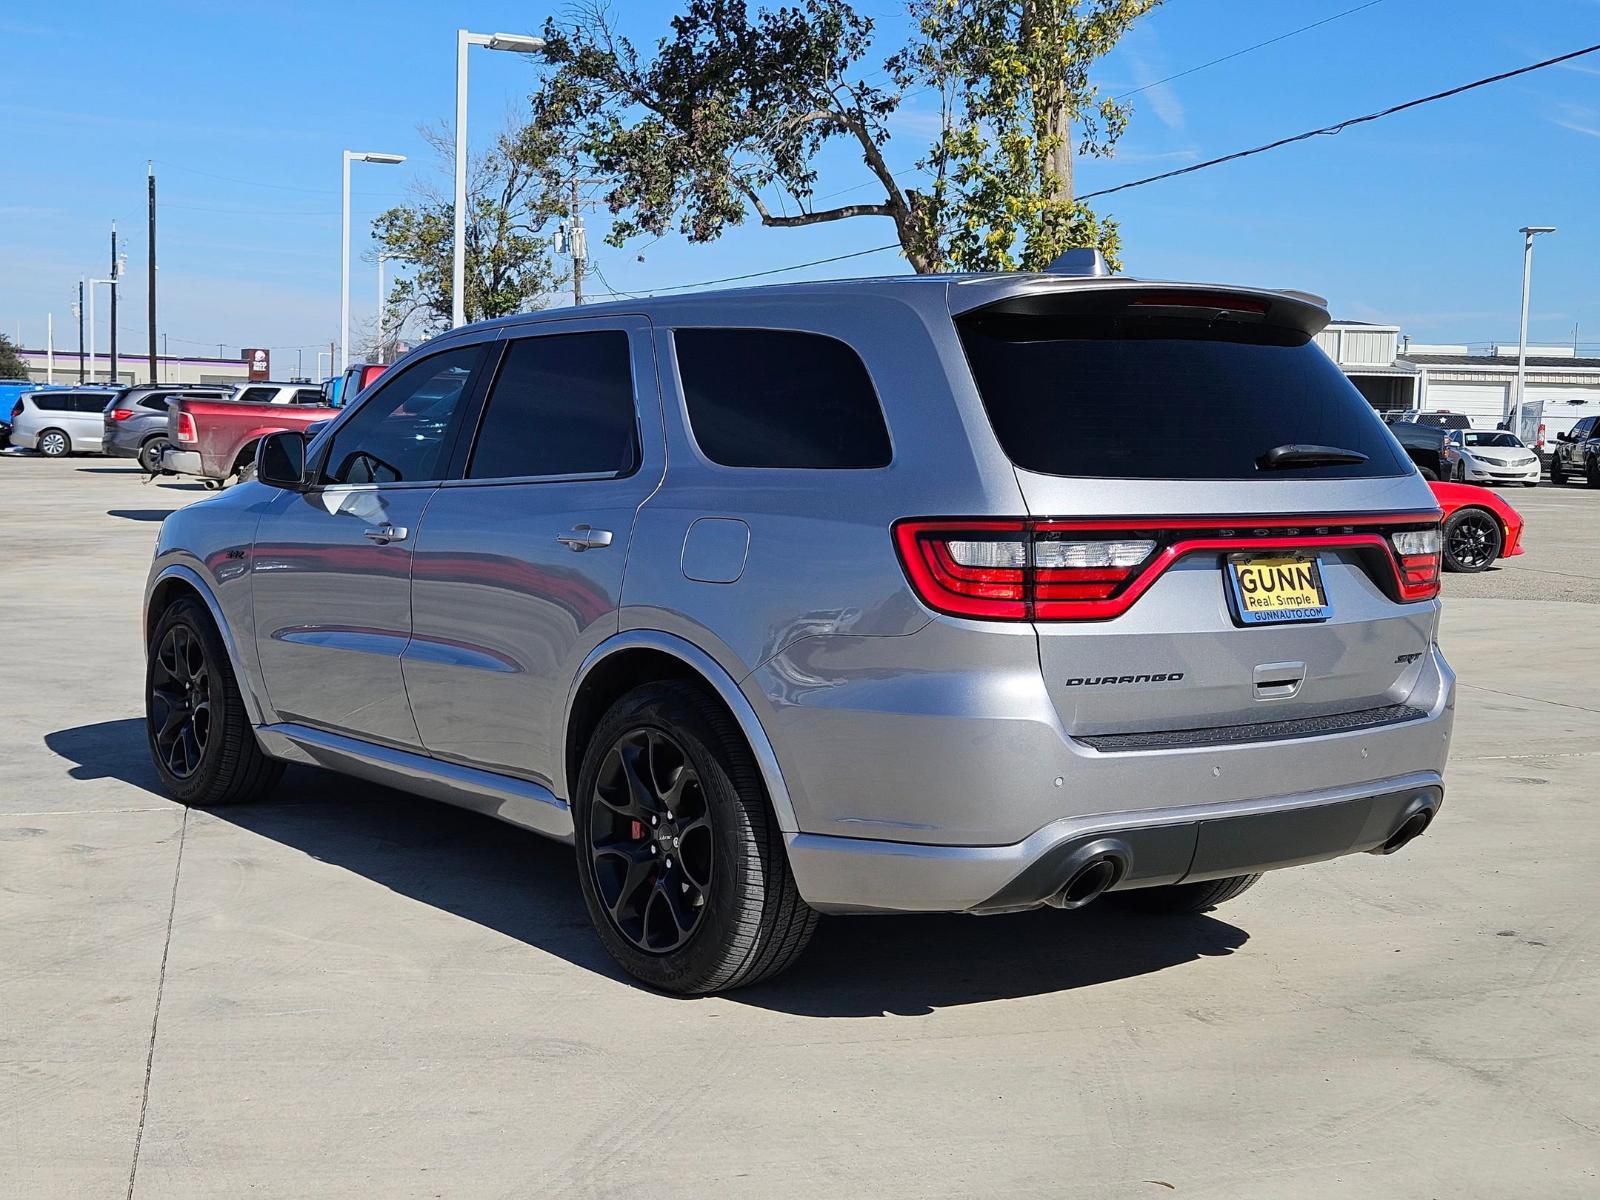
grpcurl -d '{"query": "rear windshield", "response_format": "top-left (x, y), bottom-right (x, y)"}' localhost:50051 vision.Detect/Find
top-left (957, 312), bottom-right (1410, 480)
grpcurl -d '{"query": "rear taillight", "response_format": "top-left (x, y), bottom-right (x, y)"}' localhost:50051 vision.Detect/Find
top-left (896, 515), bottom-right (1444, 621)
top-left (110, 408), bottom-right (134, 421)
top-left (1390, 529), bottom-right (1442, 601)
top-left (175, 412), bottom-right (198, 443)
top-left (894, 521), bottom-right (1157, 620)
top-left (9, 401), bottom-right (20, 420)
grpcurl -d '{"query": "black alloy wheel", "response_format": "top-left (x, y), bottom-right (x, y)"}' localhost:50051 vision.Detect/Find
top-left (140, 436), bottom-right (169, 474)
top-left (148, 623), bottom-right (214, 778)
top-left (588, 728), bottom-right (715, 954)
top-left (1442, 508), bottom-right (1502, 573)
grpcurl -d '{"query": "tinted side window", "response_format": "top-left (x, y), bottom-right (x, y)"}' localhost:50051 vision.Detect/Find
top-left (674, 329), bottom-right (891, 469)
top-left (33, 394), bottom-right (71, 411)
top-left (323, 346), bottom-right (481, 485)
top-left (467, 332), bottom-right (638, 480)
top-left (138, 393), bottom-right (174, 411)
top-left (237, 387), bottom-right (275, 404)
top-left (293, 389), bottom-right (325, 406)
top-left (74, 395), bottom-right (111, 413)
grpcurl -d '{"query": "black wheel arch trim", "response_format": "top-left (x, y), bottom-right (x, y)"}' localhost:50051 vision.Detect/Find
top-left (145, 563), bottom-right (269, 726)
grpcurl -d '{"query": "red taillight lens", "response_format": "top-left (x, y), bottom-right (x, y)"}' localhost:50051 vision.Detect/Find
top-left (9, 401), bottom-right (20, 420)
top-left (894, 521), bottom-right (1157, 620)
top-left (175, 412), bottom-right (198, 443)
top-left (110, 408), bottom-right (134, 421)
top-left (1390, 528), bottom-right (1442, 601)
top-left (893, 521), bottom-right (1028, 619)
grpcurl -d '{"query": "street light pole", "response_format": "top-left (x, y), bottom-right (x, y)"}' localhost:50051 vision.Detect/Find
top-left (453, 29), bottom-right (546, 328)
top-left (341, 150), bottom-right (406, 375)
top-left (1512, 225), bottom-right (1556, 431)
top-left (88, 278), bottom-right (117, 383)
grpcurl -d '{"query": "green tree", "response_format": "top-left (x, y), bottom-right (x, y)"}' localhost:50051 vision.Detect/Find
top-left (528, 0), bottom-right (1160, 274)
top-left (371, 122), bottom-right (568, 336)
top-left (0, 333), bottom-right (28, 379)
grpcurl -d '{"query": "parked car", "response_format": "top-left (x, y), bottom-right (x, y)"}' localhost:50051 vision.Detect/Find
top-left (161, 391), bottom-right (342, 486)
top-left (1429, 480), bottom-right (1525, 572)
top-left (8, 387), bottom-right (122, 456)
top-left (231, 382), bottom-right (333, 407)
top-left (103, 385), bottom-right (233, 473)
top-left (1388, 421), bottom-right (1464, 481)
top-left (1384, 410), bottom-right (1472, 431)
top-left (144, 265), bottom-right (1453, 994)
top-left (1456, 429), bottom-right (1541, 487)
top-left (1548, 415), bottom-right (1600, 487)
top-left (323, 361), bottom-right (389, 408)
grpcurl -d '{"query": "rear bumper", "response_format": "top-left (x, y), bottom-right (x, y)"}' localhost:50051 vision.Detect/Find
top-left (786, 773), bottom-right (1444, 914)
top-left (160, 447), bottom-right (204, 476)
top-left (104, 439), bottom-right (141, 459)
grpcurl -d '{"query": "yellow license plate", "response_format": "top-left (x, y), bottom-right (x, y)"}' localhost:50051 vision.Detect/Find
top-left (1226, 554), bottom-right (1331, 625)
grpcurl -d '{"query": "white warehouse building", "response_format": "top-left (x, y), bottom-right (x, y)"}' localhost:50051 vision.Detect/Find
top-left (1317, 321), bottom-right (1600, 441)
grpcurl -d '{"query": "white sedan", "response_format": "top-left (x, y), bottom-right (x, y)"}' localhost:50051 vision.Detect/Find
top-left (1459, 430), bottom-right (1541, 487)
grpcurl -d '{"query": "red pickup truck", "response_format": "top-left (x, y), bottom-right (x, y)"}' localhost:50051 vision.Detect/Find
top-left (160, 363), bottom-right (387, 486)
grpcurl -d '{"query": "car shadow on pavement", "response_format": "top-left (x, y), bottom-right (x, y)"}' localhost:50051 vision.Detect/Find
top-left (45, 718), bottom-right (165, 793)
top-left (75, 466), bottom-right (145, 474)
top-left (46, 719), bottom-right (1249, 1014)
top-left (107, 509), bottom-right (178, 522)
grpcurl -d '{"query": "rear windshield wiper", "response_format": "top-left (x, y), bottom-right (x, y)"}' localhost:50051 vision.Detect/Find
top-left (1257, 443), bottom-right (1369, 470)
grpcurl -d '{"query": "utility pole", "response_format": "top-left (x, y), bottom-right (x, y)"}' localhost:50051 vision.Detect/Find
top-left (147, 162), bottom-right (157, 385)
top-left (47, 313), bottom-right (54, 383)
top-left (1512, 225), bottom-right (1556, 430)
top-left (297, 348), bottom-right (304, 380)
top-left (109, 223), bottom-right (119, 386)
top-left (570, 177), bottom-right (586, 305)
top-left (76, 282), bottom-right (85, 382)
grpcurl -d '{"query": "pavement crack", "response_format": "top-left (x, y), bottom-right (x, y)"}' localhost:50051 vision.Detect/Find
top-left (1457, 681), bottom-right (1600, 716)
top-left (125, 806), bottom-right (190, 1200)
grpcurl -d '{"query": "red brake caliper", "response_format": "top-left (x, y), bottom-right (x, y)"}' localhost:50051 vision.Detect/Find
top-left (629, 819), bottom-right (645, 841)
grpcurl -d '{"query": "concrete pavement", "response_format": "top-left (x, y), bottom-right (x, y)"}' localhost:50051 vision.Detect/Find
top-left (2, 457), bottom-right (1597, 1198)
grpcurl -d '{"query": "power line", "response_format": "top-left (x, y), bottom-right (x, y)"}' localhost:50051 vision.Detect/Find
top-left (1113, 1), bottom-right (1387, 101)
top-left (1082, 41), bottom-right (1600, 200)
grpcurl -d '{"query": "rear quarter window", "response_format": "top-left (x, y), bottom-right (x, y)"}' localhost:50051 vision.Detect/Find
top-left (957, 310), bottom-right (1410, 480)
top-left (673, 328), bottom-right (891, 469)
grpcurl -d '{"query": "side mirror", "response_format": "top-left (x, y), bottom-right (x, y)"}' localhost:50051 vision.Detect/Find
top-left (257, 430), bottom-right (308, 491)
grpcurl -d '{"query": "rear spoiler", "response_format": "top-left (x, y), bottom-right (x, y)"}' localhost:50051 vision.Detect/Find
top-left (948, 276), bottom-right (1330, 338)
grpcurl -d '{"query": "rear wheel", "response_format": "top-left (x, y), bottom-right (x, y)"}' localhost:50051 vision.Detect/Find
top-left (38, 429), bottom-right (70, 457)
top-left (1550, 456), bottom-right (1567, 485)
top-left (1107, 874), bottom-right (1261, 914)
top-left (1417, 465), bottom-right (1439, 481)
top-left (1588, 457), bottom-right (1600, 489)
top-left (1442, 507), bottom-right (1502, 572)
top-left (145, 598), bottom-right (283, 806)
top-left (573, 681), bottom-right (817, 994)
top-left (139, 436), bottom-right (169, 474)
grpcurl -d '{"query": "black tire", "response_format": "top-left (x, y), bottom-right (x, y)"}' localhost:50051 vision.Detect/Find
top-left (37, 428), bottom-right (70, 457)
top-left (1107, 873), bottom-right (1261, 914)
top-left (1550, 456), bottom-right (1567, 485)
top-left (1588, 457), bottom-right (1600, 489)
top-left (145, 597), bottom-right (283, 807)
top-left (573, 681), bottom-right (817, 994)
top-left (139, 436), bottom-right (169, 474)
top-left (1442, 506), bottom-right (1502, 573)
top-left (1417, 465), bottom-right (1438, 481)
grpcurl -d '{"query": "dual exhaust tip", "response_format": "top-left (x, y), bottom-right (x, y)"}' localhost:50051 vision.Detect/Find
top-left (1048, 796), bottom-right (1439, 910)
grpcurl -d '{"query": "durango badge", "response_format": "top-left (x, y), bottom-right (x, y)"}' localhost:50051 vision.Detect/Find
top-left (1063, 673), bottom-right (1185, 686)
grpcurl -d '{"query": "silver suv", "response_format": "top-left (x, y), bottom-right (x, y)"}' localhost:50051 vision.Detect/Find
top-left (143, 262), bottom-right (1455, 993)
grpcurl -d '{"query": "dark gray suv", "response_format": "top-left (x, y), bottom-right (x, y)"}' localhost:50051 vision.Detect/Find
top-left (103, 385), bottom-right (231, 472)
top-left (143, 259), bottom-right (1455, 993)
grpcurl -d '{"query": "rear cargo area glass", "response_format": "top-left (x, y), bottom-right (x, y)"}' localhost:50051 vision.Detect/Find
top-left (957, 312), bottom-right (1410, 480)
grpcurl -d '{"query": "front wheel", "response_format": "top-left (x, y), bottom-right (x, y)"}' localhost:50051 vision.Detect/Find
top-left (1550, 457), bottom-right (1567, 485)
top-left (1442, 507), bottom-right (1502, 572)
top-left (38, 429), bottom-right (70, 457)
top-left (146, 598), bottom-right (283, 806)
top-left (1588, 457), bottom-right (1600, 489)
top-left (1417, 466), bottom-right (1439, 481)
top-left (1107, 874), bottom-right (1261, 914)
top-left (573, 681), bottom-right (817, 995)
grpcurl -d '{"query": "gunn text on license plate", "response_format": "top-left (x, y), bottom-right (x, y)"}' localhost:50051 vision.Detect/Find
top-left (1226, 553), bottom-right (1331, 625)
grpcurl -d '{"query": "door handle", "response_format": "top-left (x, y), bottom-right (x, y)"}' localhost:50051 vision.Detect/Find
top-left (363, 524), bottom-right (409, 543)
top-left (556, 524), bottom-right (614, 552)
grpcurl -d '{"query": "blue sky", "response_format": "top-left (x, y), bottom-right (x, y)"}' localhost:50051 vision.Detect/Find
top-left (2, 0), bottom-right (1597, 367)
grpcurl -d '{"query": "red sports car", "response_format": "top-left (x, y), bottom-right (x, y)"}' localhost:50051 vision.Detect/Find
top-left (1430, 480), bottom-right (1525, 573)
